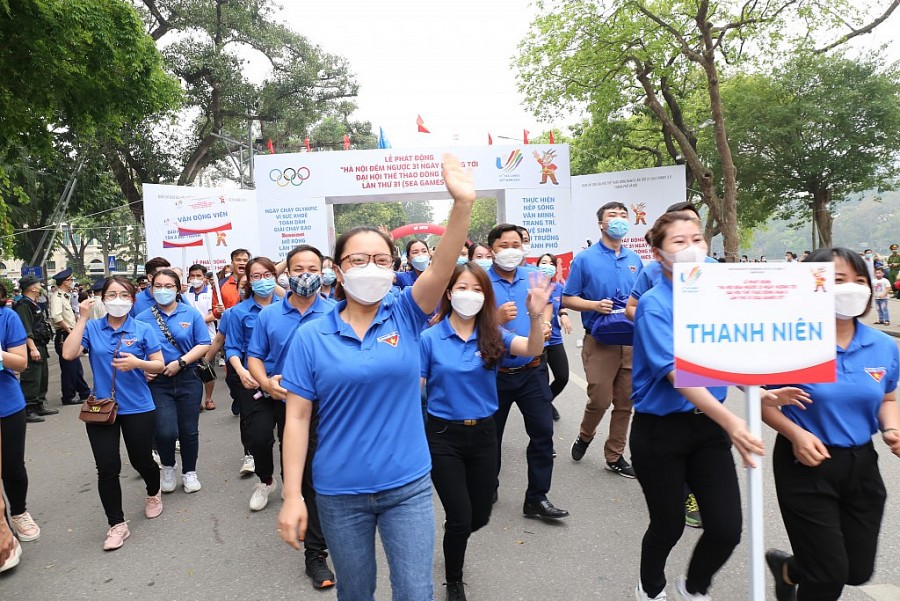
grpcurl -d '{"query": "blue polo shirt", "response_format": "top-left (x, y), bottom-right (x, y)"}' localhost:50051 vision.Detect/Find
top-left (81, 317), bottom-right (161, 415)
top-left (630, 258), bottom-right (718, 301)
top-left (135, 302), bottom-right (211, 364)
top-left (489, 265), bottom-right (544, 369)
top-left (248, 292), bottom-right (335, 376)
top-left (421, 318), bottom-right (517, 420)
top-left (281, 287), bottom-right (430, 495)
top-left (782, 324), bottom-right (898, 447)
top-left (224, 296), bottom-right (283, 367)
top-left (130, 287), bottom-right (156, 317)
top-left (547, 284), bottom-right (563, 346)
top-left (564, 241), bottom-right (643, 330)
top-left (0, 309), bottom-right (27, 418)
top-left (632, 277), bottom-right (727, 415)
top-left (395, 270), bottom-right (419, 289)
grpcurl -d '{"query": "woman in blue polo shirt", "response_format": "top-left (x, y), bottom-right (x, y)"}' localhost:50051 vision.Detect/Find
top-left (0, 283), bottom-right (40, 544)
top-left (63, 276), bottom-right (165, 551)
top-left (537, 253), bottom-right (571, 420)
top-left (278, 154), bottom-right (475, 601)
top-left (320, 256), bottom-right (337, 299)
top-left (421, 262), bottom-right (552, 601)
top-left (630, 213), bottom-right (806, 601)
top-left (225, 257), bottom-right (283, 510)
top-left (135, 269), bottom-right (210, 496)
top-left (396, 239), bottom-right (431, 289)
top-left (467, 242), bottom-right (493, 271)
top-left (763, 248), bottom-right (900, 601)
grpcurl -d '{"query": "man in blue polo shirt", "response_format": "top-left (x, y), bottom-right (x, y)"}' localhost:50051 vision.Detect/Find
top-left (564, 201), bottom-right (643, 478)
top-left (488, 223), bottom-right (568, 519)
top-left (246, 244), bottom-right (336, 591)
top-left (131, 257), bottom-right (171, 316)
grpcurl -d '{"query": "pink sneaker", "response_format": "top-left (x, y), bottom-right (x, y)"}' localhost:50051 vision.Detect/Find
top-left (0, 538), bottom-right (22, 572)
top-left (145, 491), bottom-right (163, 519)
top-left (103, 522), bottom-right (130, 551)
top-left (11, 512), bottom-right (41, 541)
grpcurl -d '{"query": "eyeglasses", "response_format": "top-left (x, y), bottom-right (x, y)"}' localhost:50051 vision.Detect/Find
top-left (152, 284), bottom-right (178, 291)
top-left (103, 292), bottom-right (133, 301)
top-left (340, 253), bottom-right (394, 269)
top-left (247, 272), bottom-right (275, 282)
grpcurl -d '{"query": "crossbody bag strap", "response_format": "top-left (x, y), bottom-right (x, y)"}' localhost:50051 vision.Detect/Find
top-left (110, 336), bottom-right (124, 399)
top-left (151, 306), bottom-right (188, 356)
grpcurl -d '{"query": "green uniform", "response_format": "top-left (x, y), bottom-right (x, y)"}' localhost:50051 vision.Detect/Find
top-left (13, 296), bottom-right (52, 408)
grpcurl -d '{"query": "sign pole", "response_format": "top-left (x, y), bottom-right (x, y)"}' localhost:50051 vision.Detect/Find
top-left (747, 385), bottom-right (765, 601)
top-left (204, 233), bottom-right (224, 303)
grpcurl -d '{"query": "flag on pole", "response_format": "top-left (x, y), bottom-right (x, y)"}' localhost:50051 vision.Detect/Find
top-left (549, 131), bottom-right (555, 144)
top-left (523, 130), bottom-right (530, 144)
top-left (377, 127), bottom-right (391, 149)
top-left (304, 137), bottom-right (311, 152)
top-left (266, 139), bottom-right (275, 154)
top-left (416, 115), bottom-right (430, 134)
top-left (343, 134), bottom-right (351, 150)
top-left (488, 133), bottom-right (493, 145)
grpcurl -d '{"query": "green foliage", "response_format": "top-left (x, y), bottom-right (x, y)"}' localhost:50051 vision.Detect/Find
top-left (466, 197), bottom-right (498, 244)
top-left (332, 202), bottom-right (407, 241)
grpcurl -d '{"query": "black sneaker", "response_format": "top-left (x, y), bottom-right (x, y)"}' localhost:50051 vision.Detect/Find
top-left (445, 581), bottom-right (467, 601)
top-left (35, 403), bottom-right (59, 416)
top-left (551, 404), bottom-right (560, 421)
top-left (25, 411), bottom-right (44, 423)
top-left (765, 549), bottom-right (797, 601)
top-left (571, 436), bottom-right (591, 461)
top-left (305, 554), bottom-right (335, 589)
top-left (605, 456), bottom-right (636, 478)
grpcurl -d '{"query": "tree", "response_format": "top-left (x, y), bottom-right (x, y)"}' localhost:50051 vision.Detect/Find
top-left (723, 52), bottom-right (900, 248)
top-left (466, 197), bottom-right (498, 244)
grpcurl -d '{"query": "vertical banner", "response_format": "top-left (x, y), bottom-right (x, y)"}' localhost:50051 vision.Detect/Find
top-left (505, 188), bottom-right (573, 276)
top-left (571, 165), bottom-right (686, 261)
top-left (143, 184), bottom-right (260, 273)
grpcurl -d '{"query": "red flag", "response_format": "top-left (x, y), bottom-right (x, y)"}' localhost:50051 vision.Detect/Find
top-left (304, 137), bottom-right (311, 152)
top-left (524, 129), bottom-right (530, 144)
top-left (343, 134), bottom-right (350, 150)
top-left (266, 139), bottom-right (275, 154)
top-left (416, 114), bottom-right (430, 134)
top-left (549, 131), bottom-right (555, 144)
top-left (488, 133), bottom-right (493, 145)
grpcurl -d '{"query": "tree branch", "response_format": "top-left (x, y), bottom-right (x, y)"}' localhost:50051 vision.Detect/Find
top-left (633, 3), bottom-right (704, 62)
top-left (814, 0), bottom-right (900, 53)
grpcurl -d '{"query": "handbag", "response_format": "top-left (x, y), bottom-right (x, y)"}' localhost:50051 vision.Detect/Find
top-left (79, 338), bottom-right (122, 425)
top-left (589, 297), bottom-right (634, 346)
top-left (151, 307), bottom-right (215, 382)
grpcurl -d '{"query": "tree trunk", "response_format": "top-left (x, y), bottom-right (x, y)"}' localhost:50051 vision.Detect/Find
top-left (813, 187), bottom-right (833, 248)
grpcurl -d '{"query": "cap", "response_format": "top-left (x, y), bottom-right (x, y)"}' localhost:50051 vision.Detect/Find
top-left (91, 280), bottom-right (105, 293)
top-left (136, 275), bottom-right (149, 284)
top-left (891, 244), bottom-right (898, 251)
top-left (18, 275), bottom-right (40, 290)
top-left (51, 267), bottom-right (73, 284)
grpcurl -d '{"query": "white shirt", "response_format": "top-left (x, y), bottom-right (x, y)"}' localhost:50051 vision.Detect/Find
top-left (183, 285), bottom-right (216, 339)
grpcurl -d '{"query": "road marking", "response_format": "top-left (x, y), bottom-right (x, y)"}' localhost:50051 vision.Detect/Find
top-left (858, 584), bottom-right (900, 600)
top-left (569, 371), bottom-right (587, 391)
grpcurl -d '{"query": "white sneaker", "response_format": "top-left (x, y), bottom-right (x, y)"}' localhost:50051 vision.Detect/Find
top-left (249, 481), bottom-right (276, 511)
top-left (636, 581), bottom-right (667, 600)
top-left (182, 471), bottom-right (202, 493)
top-left (175, 439), bottom-right (181, 453)
top-left (11, 512), bottom-right (41, 541)
top-left (161, 466), bottom-right (177, 493)
top-left (152, 450), bottom-right (162, 468)
top-left (239, 454), bottom-right (256, 477)
top-left (676, 577), bottom-right (710, 601)
top-left (217, 357), bottom-right (225, 367)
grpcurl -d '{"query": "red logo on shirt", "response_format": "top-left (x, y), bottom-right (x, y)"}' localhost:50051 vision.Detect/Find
top-left (122, 339), bottom-right (136, 347)
top-left (378, 332), bottom-right (400, 347)
top-left (180, 322), bottom-right (190, 329)
top-left (629, 265), bottom-right (637, 272)
top-left (865, 367), bottom-right (886, 383)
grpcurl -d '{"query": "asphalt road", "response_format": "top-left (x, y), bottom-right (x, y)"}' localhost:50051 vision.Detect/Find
top-left (2, 315), bottom-right (899, 601)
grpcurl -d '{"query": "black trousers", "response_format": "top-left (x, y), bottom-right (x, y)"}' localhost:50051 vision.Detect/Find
top-left (630, 411), bottom-right (742, 598)
top-left (494, 363), bottom-right (554, 502)
top-left (85, 410), bottom-right (160, 526)
top-left (54, 331), bottom-right (90, 402)
top-left (545, 342), bottom-right (569, 399)
top-left (773, 435), bottom-right (886, 601)
top-left (225, 365), bottom-right (251, 454)
top-left (20, 344), bottom-right (50, 409)
top-left (0, 409), bottom-right (28, 516)
top-left (427, 415), bottom-right (497, 582)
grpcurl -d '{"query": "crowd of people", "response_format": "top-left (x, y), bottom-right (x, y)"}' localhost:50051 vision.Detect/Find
top-left (1, 155), bottom-right (898, 601)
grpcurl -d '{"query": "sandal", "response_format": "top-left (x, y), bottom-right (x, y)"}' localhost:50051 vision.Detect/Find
top-left (204, 400), bottom-right (216, 410)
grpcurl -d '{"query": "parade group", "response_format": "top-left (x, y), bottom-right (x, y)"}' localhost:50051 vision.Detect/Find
top-left (1, 155), bottom-right (898, 601)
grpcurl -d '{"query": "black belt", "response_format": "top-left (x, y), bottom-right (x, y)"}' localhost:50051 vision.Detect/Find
top-left (428, 415), bottom-right (492, 427)
top-left (498, 356), bottom-right (541, 374)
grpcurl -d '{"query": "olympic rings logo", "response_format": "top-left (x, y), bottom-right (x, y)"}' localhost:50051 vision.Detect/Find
top-left (269, 167), bottom-right (311, 187)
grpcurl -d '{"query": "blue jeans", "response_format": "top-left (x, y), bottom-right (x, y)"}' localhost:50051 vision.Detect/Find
top-left (875, 298), bottom-right (889, 323)
top-left (317, 474), bottom-right (435, 601)
top-left (149, 368), bottom-right (203, 472)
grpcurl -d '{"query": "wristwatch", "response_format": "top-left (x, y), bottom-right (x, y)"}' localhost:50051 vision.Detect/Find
top-left (178, 358), bottom-right (187, 368)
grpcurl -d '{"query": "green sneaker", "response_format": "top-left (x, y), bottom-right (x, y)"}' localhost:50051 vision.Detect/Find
top-left (685, 493), bottom-right (703, 529)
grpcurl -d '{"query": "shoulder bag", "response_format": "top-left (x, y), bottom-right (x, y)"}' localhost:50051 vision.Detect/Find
top-left (151, 307), bottom-right (217, 383)
top-left (79, 337), bottom-right (122, 425)
top-left (589, 297), bottom-right (634, 346)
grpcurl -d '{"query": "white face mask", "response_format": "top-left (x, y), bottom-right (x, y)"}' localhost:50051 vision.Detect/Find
top-left (340, 263), bottom-right (395, 305)
top-left (105, 298), bottom-right (132, 318)
top-left (494, 248), bottom-right (524, 271)
top-left (277, 274), bottom-right (290, 288)
top-left (521, 244), bottom-right (531, 256)
top-left (450, 290), bottom-right (485, 318)
top-left (834, 282), bottom-right (871, 320)
top-left (659, 244), bottom-right (708, 269)
top-left (189, 278), bottom-right (204, 289)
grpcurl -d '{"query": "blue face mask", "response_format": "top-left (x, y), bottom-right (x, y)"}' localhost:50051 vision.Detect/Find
top-left (153, 288), bottom-right (177, 306)
top-left (289, 273), bottom-right (322, 298)
top-left (474, 258), bottom-right (493, 271)
top-left (321, 268), bottom-right (337, 285)
top-left (410, 255), bottom-right (430, 272)
top-left (456, 256), bottom-right (468, 265)
top-left (605, 217), bottom-right (629, 240)
top-left (251, 278), bottom-right (276, 298)
top-left (538, 265), bottom-right (557, 278)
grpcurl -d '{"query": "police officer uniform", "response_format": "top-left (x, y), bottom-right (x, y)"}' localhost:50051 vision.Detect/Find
top-left (48, 268), bottom-right (90, 404)
top-left (13, 275), bottom-right (58, 421)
